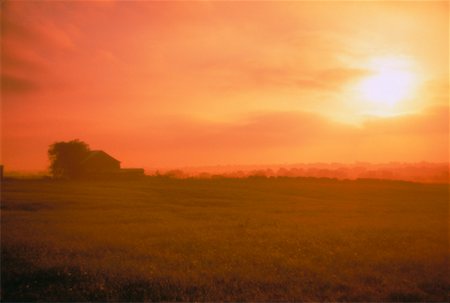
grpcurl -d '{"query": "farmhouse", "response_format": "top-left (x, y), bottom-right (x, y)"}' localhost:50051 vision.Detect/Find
top-left (81, 150), bottom-right (145, 179)
top-left (81, 150), bottom-right (120, 173)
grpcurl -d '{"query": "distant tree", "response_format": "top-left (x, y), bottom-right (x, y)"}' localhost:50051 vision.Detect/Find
top-left (48, 139), bottom-right (91, 179)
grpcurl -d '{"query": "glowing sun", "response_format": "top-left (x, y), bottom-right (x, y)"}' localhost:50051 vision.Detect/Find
top-left (358, 57), bottom-right (418, 109)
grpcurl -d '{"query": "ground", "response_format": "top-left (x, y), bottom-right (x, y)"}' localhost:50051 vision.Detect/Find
top-left (1, 177), bottom-right (448, 301)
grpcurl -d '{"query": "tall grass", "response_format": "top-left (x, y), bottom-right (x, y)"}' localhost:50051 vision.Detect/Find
top-left (1, 178), bottom-right (448, 301)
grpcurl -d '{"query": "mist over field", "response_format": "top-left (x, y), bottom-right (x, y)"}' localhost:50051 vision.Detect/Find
top-left (156, 162), bottom-right (450, 184)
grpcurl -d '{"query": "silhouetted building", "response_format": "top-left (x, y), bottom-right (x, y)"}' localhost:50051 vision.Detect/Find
top-left (81, 150), bottom-right (144, 179)
top-left (81, 150), bottom-right (121, 173)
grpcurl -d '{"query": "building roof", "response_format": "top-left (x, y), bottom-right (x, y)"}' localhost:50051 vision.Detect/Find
top-left (81, 150), bottom-right (120, 164)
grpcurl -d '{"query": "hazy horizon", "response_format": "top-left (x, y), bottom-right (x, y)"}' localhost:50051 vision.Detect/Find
top-left (3, 160), bottom-right (449, 172)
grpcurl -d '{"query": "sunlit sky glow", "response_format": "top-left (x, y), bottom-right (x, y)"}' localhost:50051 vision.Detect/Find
top-left (1, 1), bottom-right (448, 170)
top-left (356, 56), bottom-right (421, 116)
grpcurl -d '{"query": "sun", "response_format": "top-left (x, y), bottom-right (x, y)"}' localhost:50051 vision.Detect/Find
top-left (358, 56), bottom-right (419, 113)
top-left (360, 70), bottom-right (415, 105)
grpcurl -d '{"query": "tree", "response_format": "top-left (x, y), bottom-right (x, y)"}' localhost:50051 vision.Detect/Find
top-left (48, 139), bottom-right (91, 179)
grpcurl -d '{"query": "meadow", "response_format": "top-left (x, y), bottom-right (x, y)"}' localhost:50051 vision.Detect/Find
top-left (1, 177), bottom-right (448, 301)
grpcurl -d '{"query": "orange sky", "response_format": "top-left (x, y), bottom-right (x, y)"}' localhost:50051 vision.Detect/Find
top-left (1, 1), bottom-right (448, 171)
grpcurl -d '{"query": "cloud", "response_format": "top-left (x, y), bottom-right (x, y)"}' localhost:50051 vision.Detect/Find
top-left (78, 111), bottom-right (358, 167)
top-left (295, 67), bottom-right (370, 91)
top-left (1, 1), bottom-right (80, 97)
top-left (1, 74), bottom-right (39, 94)
top-left (102, 107), bottom-right (448, 166)
top-left (138, 111), bottom-right (355, 150)
top-left (363, 106), bottom-right (449, 135)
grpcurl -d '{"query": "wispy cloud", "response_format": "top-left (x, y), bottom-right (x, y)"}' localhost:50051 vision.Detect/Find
top-left (1, 74), bottom-right (39, 94)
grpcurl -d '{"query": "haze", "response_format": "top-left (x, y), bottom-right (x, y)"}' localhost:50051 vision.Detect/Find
top-left (1, 1), bottom-right (448, 171)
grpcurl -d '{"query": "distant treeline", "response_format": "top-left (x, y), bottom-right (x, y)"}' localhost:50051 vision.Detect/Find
top-left (150, 162), bottom-right (449, 184)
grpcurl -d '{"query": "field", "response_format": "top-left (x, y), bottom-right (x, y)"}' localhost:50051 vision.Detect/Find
top-left (1, 177), bottom-right (448, 301)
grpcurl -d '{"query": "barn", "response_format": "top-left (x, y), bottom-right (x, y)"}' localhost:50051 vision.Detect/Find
top-left (80, 150), bottom-right (145, 179)
top-left (81, 150), bottom-right (121, 173)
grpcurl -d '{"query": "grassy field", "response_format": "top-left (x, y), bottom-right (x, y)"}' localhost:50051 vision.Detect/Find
top-left (1, 177), bottom-right (448, 301)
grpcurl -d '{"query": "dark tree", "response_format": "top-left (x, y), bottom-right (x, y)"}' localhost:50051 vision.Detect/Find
top-left (48, 139), bottom-right (91, 179)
